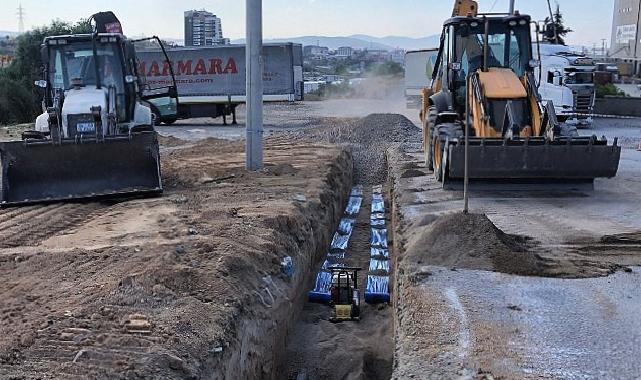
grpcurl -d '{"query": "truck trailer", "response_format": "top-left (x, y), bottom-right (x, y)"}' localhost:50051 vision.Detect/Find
top-left (136, 43), bottom-right (303, 124)
top-left (404, 49), bottom-right (438, 109)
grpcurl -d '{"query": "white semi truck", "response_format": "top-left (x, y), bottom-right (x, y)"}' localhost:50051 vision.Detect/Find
top-left (533, 43), bottom-right (596, 127)
top-left (404, 49), bottom-right (438, 109)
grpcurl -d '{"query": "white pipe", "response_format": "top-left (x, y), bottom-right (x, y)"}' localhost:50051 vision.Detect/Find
top-left (246, 0), bottom-right (263, 170)
top-left (509, 0), bottom-right (515, 15)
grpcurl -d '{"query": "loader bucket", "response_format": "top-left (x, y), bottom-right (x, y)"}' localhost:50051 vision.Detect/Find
top-left (0, 132), bottom-right (162, 206)
top-left (447, 137), bottom-right (621, 181)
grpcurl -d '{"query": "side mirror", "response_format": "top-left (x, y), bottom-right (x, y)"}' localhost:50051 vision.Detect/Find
top-left (529, 59), bottom-right (540, 68)
top-left (40, 46), bottom-right (48, 64)
top-left (34, 80), bottom-right (47, 88)
top-left (125, 75), bottom-right (137, 84)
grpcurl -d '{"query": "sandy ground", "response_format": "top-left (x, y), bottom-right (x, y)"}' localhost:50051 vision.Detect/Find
top-left (389, 118), bottom-right (641, 378)
top-left (3, 94), bottom-right (641, 379)
top-left (0, 134), bottom-right (352, 379)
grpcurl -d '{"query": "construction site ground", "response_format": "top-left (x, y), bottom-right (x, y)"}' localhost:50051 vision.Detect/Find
top-left (2, 98), bottom-right (641, 379)
top-left (0, 123), bottom-right (355, 379)
top-left (390, 119), bottom-right (641, 379)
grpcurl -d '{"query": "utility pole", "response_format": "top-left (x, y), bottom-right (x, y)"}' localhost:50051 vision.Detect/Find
top-left (509, 0), bottom-right (515, 15)
top-left (17, 4), bottom-right (25, 34)
top-left (246, 0), bottom-right (263, 171)
top-left (546, 0), bottom-right (559, 44)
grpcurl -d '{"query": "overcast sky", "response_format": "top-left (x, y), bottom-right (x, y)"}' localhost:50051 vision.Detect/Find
top-left (0, 0), bottom-right (615, 46)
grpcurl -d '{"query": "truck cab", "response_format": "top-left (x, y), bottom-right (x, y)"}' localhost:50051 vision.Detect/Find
top-left (534, 43), bottom-right (595, 127)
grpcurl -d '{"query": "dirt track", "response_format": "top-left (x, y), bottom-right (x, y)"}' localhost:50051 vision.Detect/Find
top-left (0, 135), bottom-right (352, 379)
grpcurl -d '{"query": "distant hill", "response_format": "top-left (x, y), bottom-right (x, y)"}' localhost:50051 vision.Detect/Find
top-left (232, 35), bottom-right (393, 50)
top-left (231, 34), bottom-right (440, 51)
top-left (348, 34), bottom-right (440, 50)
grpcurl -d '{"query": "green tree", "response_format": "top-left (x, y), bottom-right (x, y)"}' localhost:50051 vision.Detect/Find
top-left (369, 61), bottom-right (404, 77)
top-left (0, 18), bottom-right (91, 124)
top-left (541, 4), bottom-right (572, 45)
top-left (595, 83), bottom-right (626, 98)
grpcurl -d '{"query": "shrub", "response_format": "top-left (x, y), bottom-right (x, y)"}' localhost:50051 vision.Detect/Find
top-left (595, 83), bottom-right (626, 98)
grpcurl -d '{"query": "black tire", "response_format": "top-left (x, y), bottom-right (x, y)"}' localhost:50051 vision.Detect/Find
top-left (163, 118), bottom-right (178, 125)
top-left (559, 124), bottom-right (579, 138)
top-left (21, 130), bottom-right (47, 141)
top-left (432, 123), bottom-right (464, 183)
top-left (130, 124), bottom-right (154, 133)
top-left (424, 106), bottom-right (438, 171)
top-left (433, 135), bottom-right (443, 182)
top-left (441, 138), bottom-right (450, 186)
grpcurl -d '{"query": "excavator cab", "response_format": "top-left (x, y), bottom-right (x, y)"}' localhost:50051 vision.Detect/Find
top-left (421, 2), bottom-right (621, 185)
top-left (0, 12), bottom-right (177, 205)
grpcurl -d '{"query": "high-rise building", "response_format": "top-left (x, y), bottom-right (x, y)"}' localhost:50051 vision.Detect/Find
top-left (184, 10), bottom-right (229, 46)
top-left (611, 0), bottom-right (641, 72)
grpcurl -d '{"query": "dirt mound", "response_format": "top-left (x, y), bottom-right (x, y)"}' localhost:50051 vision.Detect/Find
top-left (405, 213), bottom-right (631, 278)
top-left (406, 213), bottom-right (549, 276)
top-left (293, 113), bottom-right (419, 185)
top-left (351, 114), bottom-right (419, 145)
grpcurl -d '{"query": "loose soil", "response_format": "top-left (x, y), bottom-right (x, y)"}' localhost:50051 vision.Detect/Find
top-left (0, 135), bottom-right (352, 379)
top-left (404, 212), bottom-right (640, 279)
top-left (0, 124), bottom-right (33, 142)
top-left (405, 212), bottom-right (546, 276)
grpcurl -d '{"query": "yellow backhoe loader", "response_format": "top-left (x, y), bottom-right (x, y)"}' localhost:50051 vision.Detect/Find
top-left (420, 0), bottom-right (620, 185)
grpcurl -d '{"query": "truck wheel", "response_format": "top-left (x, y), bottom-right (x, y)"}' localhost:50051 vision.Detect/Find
top-left (163, 118), bottom-right (177, 125)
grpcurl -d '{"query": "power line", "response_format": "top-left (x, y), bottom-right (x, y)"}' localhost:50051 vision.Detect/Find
top-left (489, 0), bottom-right (499, 12)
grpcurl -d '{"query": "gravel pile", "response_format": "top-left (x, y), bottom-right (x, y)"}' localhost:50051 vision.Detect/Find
top-left (291, 113), bottom-right (420, 185)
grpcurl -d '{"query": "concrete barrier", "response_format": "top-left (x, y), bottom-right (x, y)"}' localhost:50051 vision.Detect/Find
top-left (594, 96), bottom-right (641, 117)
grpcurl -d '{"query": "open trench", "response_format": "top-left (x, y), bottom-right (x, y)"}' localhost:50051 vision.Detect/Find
top-left (267, 114), bottom-right (422, 380)
top-left (0, 114), bottom-right (417, 380)
top-left (278, 184), bottom-right (394, 380)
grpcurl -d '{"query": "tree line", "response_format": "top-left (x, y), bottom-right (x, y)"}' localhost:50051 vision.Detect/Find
top-left (0, 19), bottom-right (90, 125)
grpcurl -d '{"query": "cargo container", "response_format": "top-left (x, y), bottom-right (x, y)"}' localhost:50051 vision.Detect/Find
top-left (136, 43), bottom-right (303, 124)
